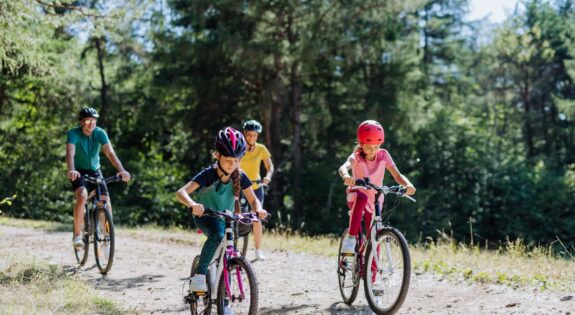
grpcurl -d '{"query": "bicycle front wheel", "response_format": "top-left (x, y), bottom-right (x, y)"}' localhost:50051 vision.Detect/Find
top-left (337, 228), bottom-right (360, 305)
top-left (216, 256), bottom-right (257, 315)
top-left (94, 206), bottom-right (115, 274)
top-left (363, 227), bottom-right (411, 314)
top-left (74, 211), bottom-right (89, 266)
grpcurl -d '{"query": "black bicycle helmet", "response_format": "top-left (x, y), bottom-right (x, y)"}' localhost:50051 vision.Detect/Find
top-left (215, 127), bottom-right (247, 158)
top-left (78, 107), bottom-right (99, 119)
top-left (242, 120), bottom-right (262, 133)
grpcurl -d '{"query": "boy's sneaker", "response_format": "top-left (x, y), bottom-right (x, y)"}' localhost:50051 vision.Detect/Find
top-left (255, 250), bottom-right (266, 261)
top-left (73, 236), bottom-right (84, 249)
top-left (189, 274), bottom-right (208, 293)
top-left (341, 237), bottom-right (356, 255)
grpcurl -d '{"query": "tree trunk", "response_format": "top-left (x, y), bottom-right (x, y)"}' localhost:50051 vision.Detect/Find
top-left (522, 77), bottom-right (535, 159)
top-left (95, 37), bottom-right (108, 124)
top-left (290, 62), bottom-right (302, 228)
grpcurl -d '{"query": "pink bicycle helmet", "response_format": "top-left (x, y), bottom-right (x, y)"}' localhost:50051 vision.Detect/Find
top-left (357, 120), bottom-right (385, 144)
top-left (215, 127), bottom-right (247, 158)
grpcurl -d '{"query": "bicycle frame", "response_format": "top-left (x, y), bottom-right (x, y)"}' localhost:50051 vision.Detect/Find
top-left (350, 182), bottom-right (410, 280)
top-left (203, 214), bottom-right (246, 301)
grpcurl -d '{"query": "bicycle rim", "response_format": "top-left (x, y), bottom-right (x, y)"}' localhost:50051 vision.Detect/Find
top-left (337, 228), bottom-right (359, 304)
top-left (364, 228), bottom-right (411, 314)
top-left (94, 207), bottom-right (115, 274)
top-left (216, 256), bottom-right (257, 315)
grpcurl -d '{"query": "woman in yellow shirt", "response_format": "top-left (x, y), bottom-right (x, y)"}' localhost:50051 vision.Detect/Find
top-left (240, 120), bottom-right (274, 260)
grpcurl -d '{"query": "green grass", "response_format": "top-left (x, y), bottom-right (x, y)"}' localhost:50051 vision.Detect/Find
top-left (0, 253), bottom-right (129, 314)
top-left (1, 216), bottom-right (573, 292)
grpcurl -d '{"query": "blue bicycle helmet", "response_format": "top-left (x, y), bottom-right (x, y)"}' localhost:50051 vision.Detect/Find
top-left (242, 120), bottom-right (262, 133)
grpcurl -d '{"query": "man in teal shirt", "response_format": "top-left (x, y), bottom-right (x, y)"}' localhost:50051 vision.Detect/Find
top-left (66, 107), bottom-right (131, 248)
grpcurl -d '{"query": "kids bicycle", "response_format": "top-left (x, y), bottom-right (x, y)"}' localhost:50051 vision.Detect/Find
top-left (184, 208), bottom-right (269, 315)
top-left (236, 180), bottom-right (268, 257)
top-left (337, 178), bottom-right (415, 314)
top-left (74, 174), bottom-right (120, 275)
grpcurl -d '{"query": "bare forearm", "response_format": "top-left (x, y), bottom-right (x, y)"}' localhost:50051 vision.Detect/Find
top-left (396, 174), bottom-right (413, 187)
top-left (338, 164), bottom-right (350, 178)
top-left (176, 190), bottom-right (195, 207)
top-left (107, 153), bottom-right (126, 172)
top-left (265, 164), bottom-right (274, 180)
top-left (66, 155), bottom-right (75, 171)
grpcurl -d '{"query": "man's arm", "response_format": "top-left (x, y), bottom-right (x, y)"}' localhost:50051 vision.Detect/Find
top-left (262, 157), bottom-right (274, 185)
top-left (102, 143), bottom-right (131, 182)
top-left (66, 144), bottom-right (80, 181)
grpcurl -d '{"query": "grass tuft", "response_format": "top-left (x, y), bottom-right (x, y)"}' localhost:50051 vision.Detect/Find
top-left (0, 253), bottom-right (128, 314)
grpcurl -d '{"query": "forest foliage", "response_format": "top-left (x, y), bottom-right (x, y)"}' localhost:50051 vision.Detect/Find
top-left (1, 0), bottom-right (574, 247)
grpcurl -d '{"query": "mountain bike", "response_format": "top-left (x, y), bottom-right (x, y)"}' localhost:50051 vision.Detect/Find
top-left (236, 180), bottom-right (268, 257)
top-left (74, 174), bottom-right (120, 275)
top-left (184, 208), bottom-right (269, 315)
top-left (337, 178), bottom-right (415, 314)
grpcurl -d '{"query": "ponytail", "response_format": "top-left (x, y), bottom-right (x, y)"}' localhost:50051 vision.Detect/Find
top-left (354, 143), bottom-right (366, 159)
top-left (231, 169), bottom-right (241, 214)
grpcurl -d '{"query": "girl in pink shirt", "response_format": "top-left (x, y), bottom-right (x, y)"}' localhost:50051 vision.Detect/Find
top-left (337, 120), bottom-right (416, 254)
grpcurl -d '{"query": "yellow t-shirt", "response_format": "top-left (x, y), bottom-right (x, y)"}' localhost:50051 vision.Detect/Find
top-left (240, 143), bottom-right (271, 189)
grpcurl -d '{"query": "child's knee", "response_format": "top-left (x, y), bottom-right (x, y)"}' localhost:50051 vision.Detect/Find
top-left (355, 191), bottom-right (368, 203)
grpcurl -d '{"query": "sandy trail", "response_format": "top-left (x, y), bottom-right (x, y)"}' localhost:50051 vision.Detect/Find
top-left (1, 225), bottom-right (573, 314)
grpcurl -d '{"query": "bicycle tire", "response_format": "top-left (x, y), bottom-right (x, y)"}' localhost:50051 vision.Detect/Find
top-left (94, 206), bottom-right (115, 274)
top-left (188, 256), bottom-right (212, 315)
top-left (216, 256), bottom-right (258, 315)
top-left (363, 227), bottom-right (410, 314)
top-left (337, 228), bottom-right (360, 305)
top-left (74, 209), bottom-right (90, 266)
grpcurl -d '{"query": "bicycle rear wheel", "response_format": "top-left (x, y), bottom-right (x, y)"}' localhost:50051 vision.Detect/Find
top-left (216, 256), bottom-right (257, 315)
top-left (234, 235), bottom-right (249, 257)
top-left (74, 210), bottom-right (89, 266)
top-left (337, 228), bottom-right (360, 305)
top-left (363, 227), bottom-right (410, 314)
top-left (188, 256), bottom-right (212, 315)
top-left (94, 206), bottom-right (115, 274)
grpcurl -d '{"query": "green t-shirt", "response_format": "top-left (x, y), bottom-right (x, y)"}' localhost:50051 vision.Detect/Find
top-left (191, 166), bottom-right (252, 212)
top-left (66, 126), bottom-right (110, 171)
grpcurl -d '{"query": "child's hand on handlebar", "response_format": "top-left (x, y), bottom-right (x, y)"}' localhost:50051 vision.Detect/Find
top-left (405, 185), bottom-right (416, 195)
top-left (342, 175), bottom-right (355, 186)
top-left (189, 203), bottom-right (205, 216)
top-left (256, 209), bottom-right (268, 219)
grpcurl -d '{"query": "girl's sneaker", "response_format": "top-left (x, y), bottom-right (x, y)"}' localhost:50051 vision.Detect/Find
top-left (341, 236), bottom-right (356, 255)
top-left (255, 250), bottom-right (266, 261)
top-left (73, 236), bottom-right (84, 248)
top-left (190, 274), bottom-right (208, 293)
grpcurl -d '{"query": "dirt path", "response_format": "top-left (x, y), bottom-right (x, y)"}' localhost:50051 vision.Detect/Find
top-left (1, 225), bottom-right (573, 314)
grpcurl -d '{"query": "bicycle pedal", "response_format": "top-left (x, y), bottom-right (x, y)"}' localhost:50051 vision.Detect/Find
top-left (194, 292), bottom-right (207, 296)
top-left (340, 252), bottom-right (355, 257)
top-left (373, 289), bottom-right (384, 296)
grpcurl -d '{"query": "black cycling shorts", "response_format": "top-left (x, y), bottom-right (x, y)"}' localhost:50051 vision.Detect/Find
top-left (70, 169), bottom-right (109, 196)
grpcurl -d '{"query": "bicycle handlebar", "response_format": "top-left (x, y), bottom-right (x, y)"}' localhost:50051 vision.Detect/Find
top-left (202, 208), bottom-right (272, 224)
top-left (354, 178), bottom-right (416, 202)
top-left (251, 179), bottom-right (269, 188)
top-left (81, 174), bottom-right (122, 185)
